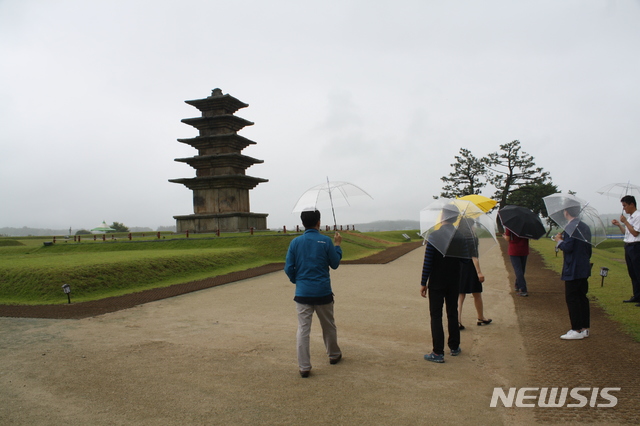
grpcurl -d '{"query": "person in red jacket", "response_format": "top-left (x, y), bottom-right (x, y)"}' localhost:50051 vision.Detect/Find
top-left (503, 228), bottom-right (530, 296)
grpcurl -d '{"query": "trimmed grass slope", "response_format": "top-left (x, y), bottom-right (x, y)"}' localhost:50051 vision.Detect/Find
top-left (0, 231), bottom-right (410, 305)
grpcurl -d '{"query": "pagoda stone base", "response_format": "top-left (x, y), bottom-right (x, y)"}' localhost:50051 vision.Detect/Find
top-left (174, 212), bottom-right (268, 233)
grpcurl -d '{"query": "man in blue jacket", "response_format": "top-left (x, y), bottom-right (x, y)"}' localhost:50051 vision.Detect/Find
top-left (554, 205), bottom-right (592, 340)
top-left (285, 210), bottom-right (342, 377)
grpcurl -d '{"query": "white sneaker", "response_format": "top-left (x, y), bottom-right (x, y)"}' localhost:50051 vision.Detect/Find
top-left (560, 330), bottom-right (584, 340)
top-left (581, 329), bottom-right (590, 338)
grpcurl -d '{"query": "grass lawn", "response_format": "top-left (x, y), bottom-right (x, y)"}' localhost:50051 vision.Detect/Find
top-left (0, 230), bottom-right (415, 305)
top-left (531, 238), bottom-right (640, 342)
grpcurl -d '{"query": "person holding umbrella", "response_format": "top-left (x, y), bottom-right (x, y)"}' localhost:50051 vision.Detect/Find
top-left (611, 195), bottom-right (640, 305)
top-left (457, 218), bottom-right (491, 330)
top-left (457, 196), bottom-right (496, 328)
top-left (553, 205), bottom-right (592, 340)
top-left (285, 210), bottom-right (343, 377)
top-left (503, 229), bottom-right (530, 297)
top-left (498, 205), bottom-right (546, 297)
top-left (420, 204), bottom-right (465, 363)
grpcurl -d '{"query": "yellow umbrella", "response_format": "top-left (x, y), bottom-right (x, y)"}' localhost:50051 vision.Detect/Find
top-left (458, 194), bottom-right (497, 213)
top-left (425, 199), bottom-right (484, 231)
top-left (419, 198), bottom-right (498, 257)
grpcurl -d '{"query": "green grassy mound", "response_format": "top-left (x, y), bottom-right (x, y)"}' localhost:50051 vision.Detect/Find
top-left (0, 231), bottom-right (411, 305)
top-left (0, 240), bottom-right (24, 247)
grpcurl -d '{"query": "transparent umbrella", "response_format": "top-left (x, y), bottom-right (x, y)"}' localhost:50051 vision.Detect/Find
top-left (292, 179), bottom-right (373, 227)
top-left (596, 181), bottom-right (640, 199)
top-left (420, 198), bottom-right (497, 258)
top-left (596, 182), bottom-right (640, 215)
top-left (542, 193), bottom-right (607, 246)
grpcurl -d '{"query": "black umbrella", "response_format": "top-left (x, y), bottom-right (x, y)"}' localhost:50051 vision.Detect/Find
top-left (497, 205), bottom-right (545, 239)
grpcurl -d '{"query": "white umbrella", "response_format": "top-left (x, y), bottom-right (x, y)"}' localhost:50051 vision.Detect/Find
top-left (292, 179), bottom-right (373, 227)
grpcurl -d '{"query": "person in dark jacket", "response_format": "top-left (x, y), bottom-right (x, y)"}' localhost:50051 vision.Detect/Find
top-left (284, 210), bottom-right (342, 377)
top-left (420, 206), bottom-right (464, 363)
top-left (553, 205), bottom-right (592, 340)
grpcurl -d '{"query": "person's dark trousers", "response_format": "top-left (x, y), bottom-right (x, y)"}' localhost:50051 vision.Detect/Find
top-left (428, 284), bottom-right (460, 355)
top-left (565, 278), bottom-right (590, 330)
top-left (510, 255), bottom-right (528, 292)
top-left (624, 243), bottom-right (640, 299)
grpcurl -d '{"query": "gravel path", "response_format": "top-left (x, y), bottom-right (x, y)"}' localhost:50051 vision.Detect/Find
top-left (0, 240), bottom-right (637, 424)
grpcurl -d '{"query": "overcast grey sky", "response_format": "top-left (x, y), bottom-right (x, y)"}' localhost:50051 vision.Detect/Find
top-left (1, 0), bottom-right (639, 231)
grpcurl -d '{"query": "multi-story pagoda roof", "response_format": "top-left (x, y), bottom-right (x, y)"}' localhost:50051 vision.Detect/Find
top-left (184, 88), bottom-right (248, 116)
top-left (177, 134), bottom-right (256, 154)
top-left (173, 153), bottom-right (263, 172)
top-left (169, 175), bottom-right (268, 190)
top-left (181, 115), bottom-right (253, 136)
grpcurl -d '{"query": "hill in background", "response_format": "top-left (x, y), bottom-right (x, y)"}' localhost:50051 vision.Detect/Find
top-left (351, 220), bottom-right (420, 232)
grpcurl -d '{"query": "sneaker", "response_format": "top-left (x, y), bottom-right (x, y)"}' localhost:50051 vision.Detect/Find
top-left (424, 352), bottom-right (445, 363)
top-left (450, 347), bottom-right (461, 356)
top-left (581, 329), bottom-right (590, 338)
top-left (560, 330), bottom-right (584, 340)
top-left (518, 291), bottom-right (528, 297)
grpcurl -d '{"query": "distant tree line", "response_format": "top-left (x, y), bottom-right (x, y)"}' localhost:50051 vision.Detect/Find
top-left (0, 224), bottom-right (176, 237)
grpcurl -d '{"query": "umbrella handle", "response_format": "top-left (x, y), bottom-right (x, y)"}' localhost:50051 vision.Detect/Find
top-left (327, 176), bottom-right (337, 229)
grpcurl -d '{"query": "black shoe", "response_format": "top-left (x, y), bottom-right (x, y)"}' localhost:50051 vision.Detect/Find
top-left (299, 370), bottom-right (310, 378)
top-left (330, 354), bottom-right (342, 365)
top-left (458, 323), bottom-right (465, 330)
top-left (623, 298), bottom-right (638, 303)
top-left (635, 303), bottom-right (640, 307)
top-left (477, 318), bottom-right (493, 326)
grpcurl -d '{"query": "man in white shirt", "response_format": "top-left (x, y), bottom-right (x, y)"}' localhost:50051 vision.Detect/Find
top-left (612, 195), bottom-right (640, 305)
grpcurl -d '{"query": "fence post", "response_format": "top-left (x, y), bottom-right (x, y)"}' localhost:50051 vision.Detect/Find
top-left (283, 226), bottom-right (287, 234)
top-left (128, 233), bottom-right (132, 240)
top-left (186, 230), bottom-right (189, 238)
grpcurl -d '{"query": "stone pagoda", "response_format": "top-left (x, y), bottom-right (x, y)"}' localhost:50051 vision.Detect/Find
top-left (170, 88), bottom-right (268, 233)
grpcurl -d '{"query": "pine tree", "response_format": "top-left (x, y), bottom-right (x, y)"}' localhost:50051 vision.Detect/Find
top-left (439, 148), bottom-right (487, 198)
top-left (486, 140), bottom-right (550, 209)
